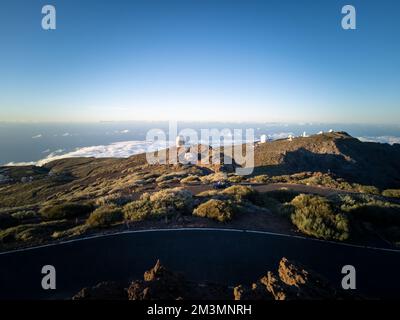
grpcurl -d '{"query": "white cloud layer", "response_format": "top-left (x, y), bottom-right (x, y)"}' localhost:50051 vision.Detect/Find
top-left (5, 141), bottom-right (171, 167)
top-left (357, 136), bottom-right (400, 145)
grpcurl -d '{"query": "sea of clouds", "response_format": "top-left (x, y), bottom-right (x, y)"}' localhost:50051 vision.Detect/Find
top-left (5, 141), bottom-right (167, 167)
top-left (357, 136), bottom-right (400, 145)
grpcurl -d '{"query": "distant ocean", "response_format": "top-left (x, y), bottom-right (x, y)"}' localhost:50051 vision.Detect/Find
top-left (1, 122), bottom-right (400, 166)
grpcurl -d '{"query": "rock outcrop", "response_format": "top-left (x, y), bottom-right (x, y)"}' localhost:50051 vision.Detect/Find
top-left (73, 258), bottom-right (356, 300)
top-left (234, 257), bottom-right (352, 300)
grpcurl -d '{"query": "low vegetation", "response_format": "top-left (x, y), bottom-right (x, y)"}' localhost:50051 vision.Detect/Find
top-left (227, 175), bottom-right (245, 183)
top-left (123, 188), bottom-right (194, 221)
top-left (200, 172), bottom-right (227, 183)
top-left (39, 203), bottom-right (93, 221)
top-left (290, 194), bottom-right (350, 241)
top-left (267, 172), bottom-right (380, 195)
top-left (95, 193), bottom-right (135, 206)
top-left (0, 220), bottom-right (71, 244)
top-left (382, 189), bottom-right (400, 198)
top-left (220, 185), bottom-right (257, 202)
top-left (193, 199), bottom-right (235, 222)
top-left (11, 210), bottom-right (37, 220)
top-left (334, 193), bottom-right (400, 225)
top-left (180, 175), bottom-right (201, 185)
top-left (86, 205), bottom-right (123, 228)
top-left (250, 174), bottom-right (270, 184)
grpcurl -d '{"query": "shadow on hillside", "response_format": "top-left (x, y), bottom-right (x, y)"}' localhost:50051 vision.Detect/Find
top-left (252, 147), bottom-right (400, 189)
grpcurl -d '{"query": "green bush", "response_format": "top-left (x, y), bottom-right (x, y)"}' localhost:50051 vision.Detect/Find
top-left (221, 185), bottom-right (257, 202)
top-left (353, 184), bottom-right (380, 195)
top-left (156, 171), bottom-right (188, 183)
top-left (334, 193), bottom-right (400, 226)
top-left (11, 210), bottom-right (37, 220)
top-left (123, 199), bottom-right (153, 221)
top-left (196, 190), bottom-right (220, 198)
top-left (250, 175), bottom-right (270, 184)
top-left (95, 193), bottom-right (135, 206)
top-left (382, 189), bottom-right (400, 198)
top-left (86, 205), bottom-right (123, 228)
top-left (181, 175), bottom-right (201, 185)
top-left (124, 188), bottom-right (194, 221)
top-left (200, 172), bottom-right (228, 183)
top-left (227, 175), bottom-right (245, 183)
top-left (0, 220), bottom-right (69, 244)
top-left (290, 194), bottom-right (349, 241)
top-left (40, 203), bottom-right (93, 221)
top-left (193, 199), bottom-right (234, 222)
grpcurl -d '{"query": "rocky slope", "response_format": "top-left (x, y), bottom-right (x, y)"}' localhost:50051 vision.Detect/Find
top-left (72, 258), bottom-right (356, 300)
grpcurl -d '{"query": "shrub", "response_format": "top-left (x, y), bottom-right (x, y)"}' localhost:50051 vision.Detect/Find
top-left (40, 203), bottom-right (93, 221)
top-left (221, 185), bottom-right (257, 202)
top-left (124, 188), bottom-right (194, 221)
top-left (334, 193), bottom-right (400, 226)
top-left (0, 220), bottom-right (69, 244)
top-left (250, 175), bottom-right (270, 184)
top-left (300, 174), bottom-right (352, 190)
top-left (95, 193), bottom-right (134, 206)
top-left (11, 210), bottom-right (37, 220)
top-left (227, 175), bottom-right (245, 183)
top-left (196, 190), bottom-right (220, 198)
top-left (200, 172), bottom-right (227, 183)
top-left (148, 188), bottom-right (193, 211)
top-left (123, 199), bottom-right (152, 221)
top-left (193, 199), bottom-right (234, 222)
top-left (353, 184), bottom-right (380, 195)
top-left (382, 189), bottom-right (400, 198)
top-left (181, 175), bottom-right (201, 185)
top-left (290, 194), bottom-right (349, 241)
top-left (86, 205), bottom-right (123, 228)
top-left (156, 171), bottom-right (188, 183)
top-left (52, 225), bottom-right (88, 239)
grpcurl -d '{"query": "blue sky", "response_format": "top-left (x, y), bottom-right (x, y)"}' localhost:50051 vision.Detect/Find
top-left (0, 0), bottom-right (399, 123)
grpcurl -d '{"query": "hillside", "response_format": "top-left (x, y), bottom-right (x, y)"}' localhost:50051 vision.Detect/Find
top-left (2, 131), bottom-right (400, 252)
top-left (1, 132), bottom-right (400, 210)
top-left (245, 132), bottom-right (400, 189)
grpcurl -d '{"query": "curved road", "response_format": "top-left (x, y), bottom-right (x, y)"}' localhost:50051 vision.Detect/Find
top-left (0, 229), bottom-right (400, 300)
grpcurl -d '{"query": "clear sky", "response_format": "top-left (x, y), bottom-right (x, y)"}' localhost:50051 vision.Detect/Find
top-left (0, 0), bottom-right (399, 123)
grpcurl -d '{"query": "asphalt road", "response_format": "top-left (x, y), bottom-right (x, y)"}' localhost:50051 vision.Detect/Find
top-left (0, 229), bottom-right (400, 300)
